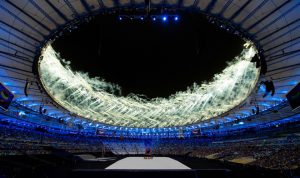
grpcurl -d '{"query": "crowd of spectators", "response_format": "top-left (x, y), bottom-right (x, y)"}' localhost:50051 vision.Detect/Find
top-left (154, 135), bottom-right (300, 170)
top-left (1, 121), bottom-right (300, 170)
top-left (103, 139), bottom-right (145, 155)
top-left (0, 124), bottom-right (105, 156)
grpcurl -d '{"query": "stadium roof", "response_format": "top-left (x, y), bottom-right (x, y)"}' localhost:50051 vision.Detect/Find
top-left (0, 0), bottom-right (299, 132)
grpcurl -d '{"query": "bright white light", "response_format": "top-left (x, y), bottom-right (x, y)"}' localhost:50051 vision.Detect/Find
top-left (18, 111), bottom-right (26, 116)
top-left (38, 42), bottom-right (259, 128)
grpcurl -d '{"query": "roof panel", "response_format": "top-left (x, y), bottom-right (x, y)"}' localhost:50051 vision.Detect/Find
top-left (210, 0), bottom-right (226, 14)
top-left (232, 0), bottom-right (260, 24)
top-left (0, 8), bottom-right (18, 27)
top-left (69, 0), bottom-right (88, 14)
top-left (0, 41), bottom-right (35, 58)
top-left (85, 0), bottom-right (102, 9)
top-left (267, 65), bottom-right (300, 80)
top-left (258, 20), bottom-right (300, 44)
top-left (0, 30), bottom-right (36, 56)
top-left (3, 1), bottom-right (52, 36)
top-left (23, 2), bottom-right (57, 29)
top-left (182, 0), bottom-right (195, 7)
top-left (250, 2), bottom-right (299, 37)
top-left (222, 0), bottom-right (249, 19)
top-left (102, 0), bottom-right (115, 8)
top-left (0, 24), bottom-right (39, 48)
top-left (119, 0), bottom-right (131, 6)
top-left (240, 0), bottom-right (281, 30)
top-left (197, 0), bottom-right (211, 11)
top-left (34, 0), bottom-right (66, 25)
top-left (133, 0), bottom-right (145, 4)
top-left (268, 55), bottom-right (300, 72)
top-left (0, 8), bottom-right (45, 41)
top-left (263, 36), bottom-right (300, 57)
top-left (45, 0), bottom-right (74, 21)
top-left (0, 56), bottom-right (32, 73)
top-left (166, 0), bottom-right (179, 5)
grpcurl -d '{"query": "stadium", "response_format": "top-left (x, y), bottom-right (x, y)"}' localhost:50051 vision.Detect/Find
top-left (0, 0), bottom-right (300, 177)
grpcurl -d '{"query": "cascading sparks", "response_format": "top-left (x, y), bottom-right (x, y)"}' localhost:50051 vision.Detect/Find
top-left (39, 42), bottom-right (259, 128)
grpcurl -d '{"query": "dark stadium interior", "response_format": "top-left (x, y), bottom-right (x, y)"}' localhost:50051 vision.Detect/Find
top-left (0, 1), bottom-right (300, 178)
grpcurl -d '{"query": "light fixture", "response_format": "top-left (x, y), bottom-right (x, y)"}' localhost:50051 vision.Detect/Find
top-left (162, 16), bottom-right (167, 21)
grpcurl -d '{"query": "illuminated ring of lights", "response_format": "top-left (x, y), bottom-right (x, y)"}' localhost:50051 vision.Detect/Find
top-left (38, 40), bottom-right (259, 128)
top-left (39, 42), bottom-right (259, 128)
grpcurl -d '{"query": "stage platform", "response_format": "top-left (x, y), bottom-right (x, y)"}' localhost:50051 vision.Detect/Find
top-left (105, 157), bottom-right (191, 169)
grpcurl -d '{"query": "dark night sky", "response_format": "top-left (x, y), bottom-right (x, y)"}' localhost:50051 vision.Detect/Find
top-left (52, 13), bottom-right (244, 99)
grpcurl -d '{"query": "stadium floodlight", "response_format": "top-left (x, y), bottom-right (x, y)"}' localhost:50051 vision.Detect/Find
top-left (162, 16), bottom-right (167, 21)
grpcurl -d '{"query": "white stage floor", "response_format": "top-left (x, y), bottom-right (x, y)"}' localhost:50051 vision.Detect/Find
top-left (105, 157), bottom-right (191, 170)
